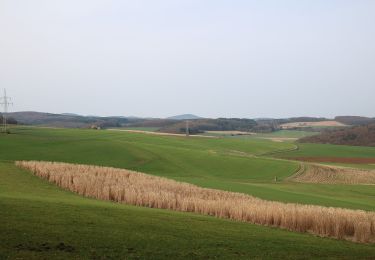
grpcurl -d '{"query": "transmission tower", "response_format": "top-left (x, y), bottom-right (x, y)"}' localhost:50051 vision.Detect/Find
top-left (0, 89), bottom-right (13, 133)
top-left (185, 120), bottom-right (189, 137)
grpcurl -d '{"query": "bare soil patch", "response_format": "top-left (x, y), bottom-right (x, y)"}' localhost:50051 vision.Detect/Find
top-left (290, 164), bottom-right (375, 185)
top-left (289, 157), bottom-right (375, 164)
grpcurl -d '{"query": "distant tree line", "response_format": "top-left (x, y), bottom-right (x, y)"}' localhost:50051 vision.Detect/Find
top-left (300, 124), bottom-right (375, 147)
top-left (0, 114), bottom-right (18, 125)
top-left (159, 118), bottom-right (258, 134)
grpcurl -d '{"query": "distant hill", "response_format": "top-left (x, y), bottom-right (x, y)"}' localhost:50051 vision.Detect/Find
top-left (8, 111), bottom-right (130, 128)
top-left (7, 111), bottom-right (260, 134)
top-left (9, 111), bottom-right (374, 137)
top-left (167, 114), bottom-right (202, 120)
top-left (159, 118), bottom-right (257, 134)
top-left (0, 113), bottom-right (18, 125)
top-left (275, 117), bottom-right (330, 125)
top-left (335, 116), bottom-right (375, 126)
top-left (299, 124), bottom-right (375, 147)
top-left (61, 113), bottom-right (81, 116)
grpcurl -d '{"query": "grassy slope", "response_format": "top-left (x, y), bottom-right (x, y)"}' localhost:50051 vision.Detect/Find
top-left (282, 143), bottom-right (375, 158)
top-left (1, 162), bottom-right (375, 259)
top-left (251, 130), bottom-right (317, 138)
top-left (0, 127), bottom-right (297, 182)
top-left (279, 142), bottom-right (375, 169)
top-left (0, 127), bottom-right (374, 211)
top-left (204, 130), bottom-right (316, 138)
top-left (109, 126), bottom-right (160, 132)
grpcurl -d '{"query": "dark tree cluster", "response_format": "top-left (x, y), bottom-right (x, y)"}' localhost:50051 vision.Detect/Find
top-left (300, 124), bottom-right (375, 147)
top-left (0, 114), bottom-right (17, 125)
top-left (160, 118), bottom-right (257, 134)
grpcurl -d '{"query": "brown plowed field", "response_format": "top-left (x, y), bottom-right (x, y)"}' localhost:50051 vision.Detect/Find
top-left (289, 157), bottom-right (375, 164)
top-left (290, 164), bottom-right (375, 185)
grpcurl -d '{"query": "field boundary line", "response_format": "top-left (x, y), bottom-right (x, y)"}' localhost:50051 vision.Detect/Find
top-left (257, 144), bottom-right (299, 157)
top-left (284, 163), bottom-right (306, 182)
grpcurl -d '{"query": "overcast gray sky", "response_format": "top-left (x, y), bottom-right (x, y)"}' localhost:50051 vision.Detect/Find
top-left (0, 0), bottom-right (374, 118)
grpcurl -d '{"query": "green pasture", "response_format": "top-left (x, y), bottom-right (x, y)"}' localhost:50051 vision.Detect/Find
top-left (109, 126), bottom-right (160, 132)
top-left (0, 126), bottom-right (374, 210)
top-left (1, 126), bottom-right (375, 258)
top-left (0, 127), bottom-right (297, 183)
top-left (204, 129), bottom-right (316, 139)
top-left (279, 142), bottom-right (375, 169)
top-left (251, 130), bottom-right (317, 139)
top-left (281, 143), bottom-right (375, 158)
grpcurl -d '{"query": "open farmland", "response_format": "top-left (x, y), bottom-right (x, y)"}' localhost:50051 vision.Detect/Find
top-left (2, 162), bottom-right (375, 259)
top-left (289, 164), bottom-right (375, 185)
top-left (1, 127), bottom-right (374, 210)
top-left (280, 121), bottom-right (347, 129)
top-left (205, 130), bottom-right (317, 138)
top-left (279, 142), bottom-right (375, 169)
top-left (1, 126), bottom-right (375, 258)
top-left (2, 1), bottom-right (375, 258)
top-left (17, 161), bottom-right (375, 243)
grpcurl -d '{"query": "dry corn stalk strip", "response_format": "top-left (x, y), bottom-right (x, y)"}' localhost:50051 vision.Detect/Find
top-left (16, 161), bottom-right (375, 243)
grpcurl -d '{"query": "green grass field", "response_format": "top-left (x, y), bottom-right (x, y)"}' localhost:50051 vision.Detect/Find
top-left (109, 126), bottom-right (160, 132)
top-left (2, 162), bottom-right (375, 259)
top-left (278, 142), bottom-right (375, 169)
top-left (1, 126), bottom-right (375, 258)
top-left (251, 130), bottom-right (317, 139)
top-left (204, 129), bottom-right (316, 139)
top-left (0, 127), bottom-right (373, 209)
top-left (282, 143), bottom-right (375, 158)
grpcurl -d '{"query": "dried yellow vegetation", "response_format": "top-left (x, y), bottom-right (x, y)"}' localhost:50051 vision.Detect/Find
top-left (16, 161), bottom-right (375, 243)
top-left (291, 164), bottom-right (375, 185)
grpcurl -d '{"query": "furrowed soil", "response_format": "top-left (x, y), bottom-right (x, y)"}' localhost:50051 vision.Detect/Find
top-left (290, 157), bottom-right (375, 164)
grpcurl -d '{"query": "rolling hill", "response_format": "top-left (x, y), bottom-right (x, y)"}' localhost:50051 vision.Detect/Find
top-left (167, 114), bottom-right (202, 120)
top-left (1, 126), bottom-right (375, 258)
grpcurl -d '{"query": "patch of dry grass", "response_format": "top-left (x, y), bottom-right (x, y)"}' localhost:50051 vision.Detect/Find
top-left (291, 164), bottom-right (375, 185)
top-left (16, 161), bottom-right (375, 243)
top-left (280, 121), bottom-right (346, 129)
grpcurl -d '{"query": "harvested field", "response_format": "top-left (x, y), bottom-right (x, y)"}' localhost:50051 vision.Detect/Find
top-left (290, 157), bottom-right (375, 164)
top-left (17, 161), bottom-right (375, 243)
top-left (281, 121), bottom-right (346, 129)
top-left (290, 164), bottom-right (375, 185)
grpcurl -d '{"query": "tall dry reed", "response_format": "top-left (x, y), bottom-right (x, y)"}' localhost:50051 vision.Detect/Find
top-left (16, 160), bottom-right (375, 243)
top-left (292, 164), bottom-right (375, 184)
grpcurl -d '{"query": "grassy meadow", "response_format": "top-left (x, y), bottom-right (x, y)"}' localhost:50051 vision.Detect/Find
top-left (282, 142), bottom-right (375, 158)
top-left (0, 127), bottom-right (374, 209)
top-left (2, 162), bottom-right (375, 259)
top-left (1, 126), bottom-right (375, 258)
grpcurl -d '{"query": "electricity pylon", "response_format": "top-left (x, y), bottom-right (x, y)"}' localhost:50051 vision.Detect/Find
top-left (0, 89), bottom-right (13, 133)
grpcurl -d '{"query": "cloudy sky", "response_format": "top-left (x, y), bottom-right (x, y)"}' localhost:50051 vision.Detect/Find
top-left (0, 0), bottom-right (374, 118)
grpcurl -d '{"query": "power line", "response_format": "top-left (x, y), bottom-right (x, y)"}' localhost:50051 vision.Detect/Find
top-left (0, 89), bottom-right (13, 133)
top-left (185, 120), bottom-right (189, 137)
